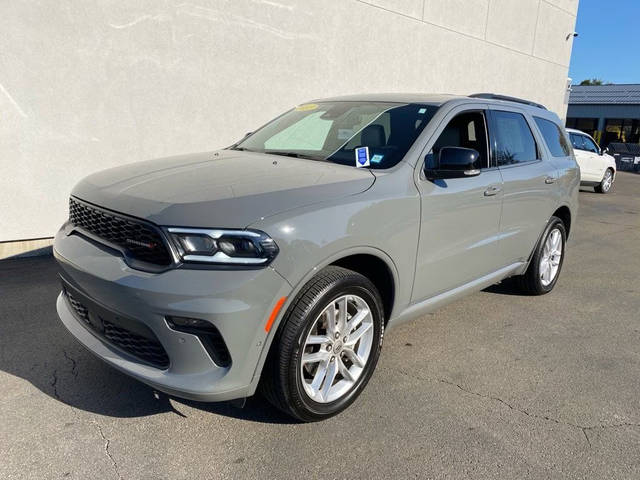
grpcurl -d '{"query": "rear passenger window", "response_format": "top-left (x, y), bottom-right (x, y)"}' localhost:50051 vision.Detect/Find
top-left (534, 117), bottom-right (571, 157)
top-left (492, 111), bottom-right (538, 166)
top-left (569, 133), bottom-right (584, 150)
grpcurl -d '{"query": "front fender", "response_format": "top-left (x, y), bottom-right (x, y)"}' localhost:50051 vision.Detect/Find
top-left (245, 244), bottom-right (402, 395)
top-left (245, 170), bottom-right (420, 391)
top-left (253, 180), bottom-right (419, 318)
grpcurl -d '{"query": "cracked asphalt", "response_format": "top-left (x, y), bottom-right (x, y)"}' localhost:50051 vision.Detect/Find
top-left (1, 172), bottom-right (639, 479)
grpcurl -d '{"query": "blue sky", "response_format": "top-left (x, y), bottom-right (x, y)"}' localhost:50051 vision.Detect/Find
top-left (568, 0), bottom-right (640, 84)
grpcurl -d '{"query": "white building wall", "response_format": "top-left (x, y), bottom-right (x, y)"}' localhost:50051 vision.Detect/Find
top-left (0, 0), bottom-right (578, 243)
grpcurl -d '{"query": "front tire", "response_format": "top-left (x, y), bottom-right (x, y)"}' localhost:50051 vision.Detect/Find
top-left (595, 168), bottom-right (614, 193)
top-left (260, 266), bottom-right (384, 422)
top-left (515, 216), bottom-right (566, 295)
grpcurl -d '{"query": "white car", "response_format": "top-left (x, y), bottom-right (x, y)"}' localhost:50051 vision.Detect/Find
top-left (567, 128), bottom-right (616, 193)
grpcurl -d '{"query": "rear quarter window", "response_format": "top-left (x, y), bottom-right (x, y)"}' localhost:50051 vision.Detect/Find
top-left (534, 117), bottom-right (571, 157)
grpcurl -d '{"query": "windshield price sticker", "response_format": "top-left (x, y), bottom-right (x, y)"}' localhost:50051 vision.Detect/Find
top-left (295, 103), bottom-right (318, 111)
top-left (355, 147), bottom-right (370, 168)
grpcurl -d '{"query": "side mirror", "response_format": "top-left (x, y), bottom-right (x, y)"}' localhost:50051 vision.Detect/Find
top-left (425, 147), bottom-right (481, 179)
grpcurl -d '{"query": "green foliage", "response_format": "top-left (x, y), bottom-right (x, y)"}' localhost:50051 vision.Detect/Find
top-left (579, 78), bottom-right (604, 86)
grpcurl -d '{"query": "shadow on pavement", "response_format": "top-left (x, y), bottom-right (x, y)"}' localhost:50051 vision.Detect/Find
top-left (0, 256), bottom-right (295, 424)
top-left (481, 278), bottom-right (525, 296)
top-left (0, 254), bottom-right (534, 423)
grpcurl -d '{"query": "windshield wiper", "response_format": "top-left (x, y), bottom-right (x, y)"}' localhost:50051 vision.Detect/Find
top-left (263, 151), bottom-right (325, 161)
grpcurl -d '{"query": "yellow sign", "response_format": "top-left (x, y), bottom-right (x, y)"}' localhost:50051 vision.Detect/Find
top-left (295, 103), bottom-right (318, 112)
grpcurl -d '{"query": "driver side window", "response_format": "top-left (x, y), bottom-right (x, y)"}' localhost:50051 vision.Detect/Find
top-left (581, 135), bottom-right (600, 153)
top-left (425, 111), bottom-right (489, 169)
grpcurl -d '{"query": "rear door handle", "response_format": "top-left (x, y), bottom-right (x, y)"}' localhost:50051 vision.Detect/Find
top-left (545, 176), bottom-right (556, 184)
top-left (484, 185), bottom-right (501, 196)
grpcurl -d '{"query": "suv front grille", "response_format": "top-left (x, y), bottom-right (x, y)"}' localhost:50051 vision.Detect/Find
top-left (66, 291), bottom-right (90, 324)
top-left (64, 288), bottom-right (170, 369)
top-left (69, 198), bottom-right (172, 267)
top-left (102, 320), bottom-right (170, 369)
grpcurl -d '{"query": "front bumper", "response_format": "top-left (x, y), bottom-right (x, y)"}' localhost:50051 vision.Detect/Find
top-left (54, 229), bottom-right (291, 402)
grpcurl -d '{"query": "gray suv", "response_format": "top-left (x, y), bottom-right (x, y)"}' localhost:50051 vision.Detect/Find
top-left (54, 93), bottom-right (579, 421)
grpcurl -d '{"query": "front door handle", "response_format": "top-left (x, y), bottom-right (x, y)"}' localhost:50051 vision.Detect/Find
top-left (545, 176), bottom-right (557, 184)
top-left (484, 185), bottom-right (501, 196)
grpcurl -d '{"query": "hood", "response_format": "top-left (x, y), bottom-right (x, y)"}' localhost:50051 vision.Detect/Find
top-left (71, 150), bottom-right (375, 228)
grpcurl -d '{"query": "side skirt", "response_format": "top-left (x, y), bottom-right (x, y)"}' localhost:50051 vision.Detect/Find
top-left (386, 262), bottom-right (525, 332)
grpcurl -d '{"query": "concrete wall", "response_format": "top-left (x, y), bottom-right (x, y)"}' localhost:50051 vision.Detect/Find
top-left (0, 0), bottom-right (578, 243)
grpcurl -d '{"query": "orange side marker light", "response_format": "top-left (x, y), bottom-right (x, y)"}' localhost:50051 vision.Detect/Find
top-left (265, 297), bottom-right (287, 333)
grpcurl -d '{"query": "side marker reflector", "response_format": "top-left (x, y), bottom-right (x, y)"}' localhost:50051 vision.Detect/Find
top-left (265, 297), bottom-right (287, 333)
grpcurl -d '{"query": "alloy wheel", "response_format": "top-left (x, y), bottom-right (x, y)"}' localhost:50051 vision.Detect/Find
top-left (602, 170), bottom-right (613, 192)
top-left (540, 228), bottom-right (563, 287)
top-left (300, 294), bottom-right (374, 403)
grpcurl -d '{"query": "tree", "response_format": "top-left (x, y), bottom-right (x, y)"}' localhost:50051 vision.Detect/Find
top-left (579, 78), bottom-right (604, 86)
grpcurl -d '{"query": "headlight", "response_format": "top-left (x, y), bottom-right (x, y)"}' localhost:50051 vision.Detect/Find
top-left (166, 228), bottom-right (279, 265)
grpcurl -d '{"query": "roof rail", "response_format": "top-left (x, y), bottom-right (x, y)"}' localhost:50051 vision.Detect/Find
top-left (469, 93), bottom-right (547, 110)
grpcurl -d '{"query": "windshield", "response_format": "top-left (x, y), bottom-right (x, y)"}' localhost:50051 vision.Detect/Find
top-left (232, 101), bottom-right (439, 169)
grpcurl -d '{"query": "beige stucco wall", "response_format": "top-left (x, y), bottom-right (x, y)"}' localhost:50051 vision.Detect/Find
top-left (0, 0), bottom-right (578, 243)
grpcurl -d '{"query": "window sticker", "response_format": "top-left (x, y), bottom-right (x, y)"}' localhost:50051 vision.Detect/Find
top-left (418, 108), bottom-right (427, 114)
top-left (295, 103), bottom-right (318, 112)
top-left (370, 154), bottom-right (384, 164)
top-left (355, 146), bottom-right (370, 167)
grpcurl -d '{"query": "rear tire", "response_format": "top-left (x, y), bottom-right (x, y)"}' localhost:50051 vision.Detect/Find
top-left (595, 168), bottom-right (614, 194)
top-left (515, 216), bottom-right (566, 295)
top-left (260, 266), bottom-right (384, 422)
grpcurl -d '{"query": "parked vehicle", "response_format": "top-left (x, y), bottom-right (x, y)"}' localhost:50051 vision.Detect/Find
top-left (54, 93), bottom-right (579, 421)
top-left (606, 142), bottom-right (640, 173)
top-left (567, 128), bottom-right (617, 193)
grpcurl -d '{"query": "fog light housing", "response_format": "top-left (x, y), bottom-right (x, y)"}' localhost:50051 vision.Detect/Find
top-left (166, 316), bottom-right (213, 330)
top-left (166, 316), bottom-right (232, 367)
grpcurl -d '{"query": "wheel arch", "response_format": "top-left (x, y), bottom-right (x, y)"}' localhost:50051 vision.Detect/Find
top-left (281, 246), bottom-right (400, 326)
top-left (520, 205), bottom-right (572, 275)
top-left (552, 205), bottom-right (572, 239)
top-left (249, 247), bottom-right (399, 393)
top-left (330, 253), bottom-right (395, 325)
top-left (606, 165), bottom-right (616, 180)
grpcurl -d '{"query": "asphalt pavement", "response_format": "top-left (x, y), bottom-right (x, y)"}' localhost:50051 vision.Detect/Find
top-left (1, 172), bottom-right (639, 479)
